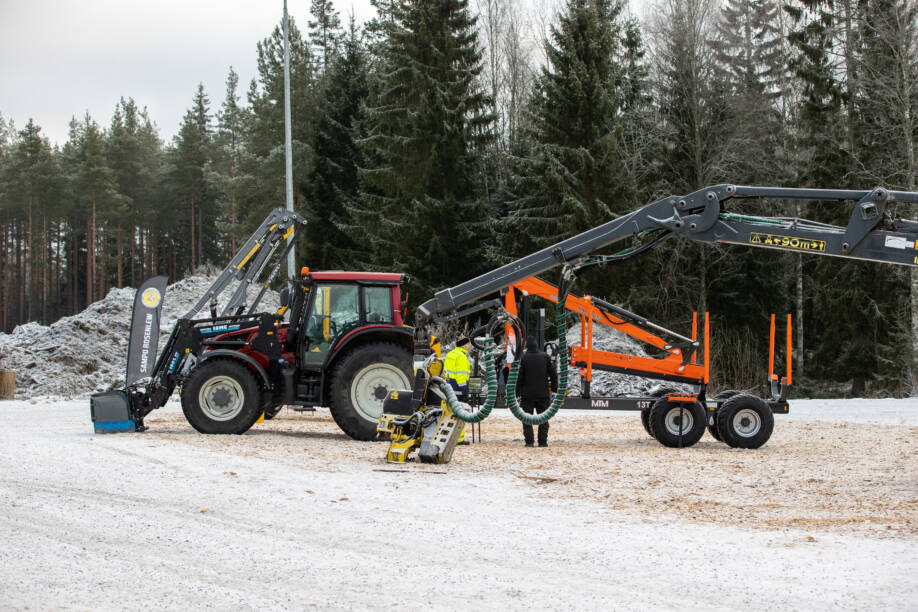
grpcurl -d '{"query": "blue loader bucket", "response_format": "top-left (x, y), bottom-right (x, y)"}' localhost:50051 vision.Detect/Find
top-left (90, 390), bottom-right (136, 433)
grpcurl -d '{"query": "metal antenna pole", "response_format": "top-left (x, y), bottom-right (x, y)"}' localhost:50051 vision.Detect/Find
top-left (283, 0), bottom-right (295, 280)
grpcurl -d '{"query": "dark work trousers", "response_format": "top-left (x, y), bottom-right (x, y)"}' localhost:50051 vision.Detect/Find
top-left (521, 396), bottom-right (549, 445)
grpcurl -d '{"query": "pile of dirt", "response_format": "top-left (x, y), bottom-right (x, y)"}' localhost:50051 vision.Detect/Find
top-left (0, 275), bottom-right (279, 398)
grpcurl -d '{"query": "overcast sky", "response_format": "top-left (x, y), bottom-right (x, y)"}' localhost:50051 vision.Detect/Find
top-left (0, 0), bottom-right (377, 147)
top-left (0, 0), bottom-right (649, 148)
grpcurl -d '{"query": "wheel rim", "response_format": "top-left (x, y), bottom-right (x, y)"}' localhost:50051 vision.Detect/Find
top-left (349, 363), bottom-right (410, 423)
top-left (663, 405), bottom-right (695, 436)
top-left (732, 408), bottom-right (762, 437)
top-left (198, 375), bottom-right (246, 422)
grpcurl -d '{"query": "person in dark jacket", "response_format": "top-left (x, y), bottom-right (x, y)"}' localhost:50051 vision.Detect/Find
top-left (516, 336), bottom-right (558, 447)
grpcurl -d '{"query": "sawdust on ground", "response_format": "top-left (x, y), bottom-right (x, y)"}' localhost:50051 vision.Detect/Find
top-left (144, 409), bottom-right (917, 539)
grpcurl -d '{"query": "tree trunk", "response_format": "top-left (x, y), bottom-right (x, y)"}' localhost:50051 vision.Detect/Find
top-left (117, 223), bottom-right (123, 288)
top-left (0, 212), bottom-right (5, 332)
top-left (17, 221), bottom-right (24, 325)
top-left (97, 225), bottom-right (105, 301)
top-left (87, 196), bottom-right (95, 306)
top-left (190, 195), bottom-right (196, 273)
top-left (42, 214), bottom-right (47, 324)
top-left (27, 186), bottom-right (33, 322)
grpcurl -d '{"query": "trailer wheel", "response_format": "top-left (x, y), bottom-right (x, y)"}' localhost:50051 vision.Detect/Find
top-left (715, 394), bottom-right (774, 449)
top-left (642, 387), bottom-right (676, 438)
top-left (329, 342), bottom-right (412, 441)
top-left (648, 395), bottom-right (706, 448)
top-left (707, 390), bottom-right (739, 442)
top-left (181, 360), bottom-right (262, 434)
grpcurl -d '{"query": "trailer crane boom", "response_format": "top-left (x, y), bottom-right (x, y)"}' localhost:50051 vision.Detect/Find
top-left (417, 184), bottom-right (918, 325)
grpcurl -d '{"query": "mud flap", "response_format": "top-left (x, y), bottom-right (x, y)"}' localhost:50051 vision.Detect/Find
top-left (90, 390), bottom-right (135, 433)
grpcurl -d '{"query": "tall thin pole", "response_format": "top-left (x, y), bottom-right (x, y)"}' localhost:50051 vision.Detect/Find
top-left (283, 0), bottom-right (295, 279)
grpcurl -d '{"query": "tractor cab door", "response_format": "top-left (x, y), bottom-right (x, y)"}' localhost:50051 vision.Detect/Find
top-left (300, 284), bottom-right (361, 366)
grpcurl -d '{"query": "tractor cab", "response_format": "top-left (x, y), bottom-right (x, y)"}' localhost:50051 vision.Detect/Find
top-left (281, 269), bottom-right (408, 369)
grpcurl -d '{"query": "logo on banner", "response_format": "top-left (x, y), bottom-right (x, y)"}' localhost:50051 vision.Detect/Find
top-left (141, 288), bottom-right (162, 308)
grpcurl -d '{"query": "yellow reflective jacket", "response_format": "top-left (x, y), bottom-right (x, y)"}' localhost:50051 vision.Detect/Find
top-left (443, 346), bottom-right (471, 395)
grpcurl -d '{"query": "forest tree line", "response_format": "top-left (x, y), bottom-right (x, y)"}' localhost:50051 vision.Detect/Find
top-left (1, 0), bottom-right (916, 396)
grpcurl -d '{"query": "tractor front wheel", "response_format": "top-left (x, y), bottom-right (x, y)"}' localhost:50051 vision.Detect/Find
top-left (328, 342), bottom-right (413, 441)
top-left (181, 359), bottom-right (262, 434)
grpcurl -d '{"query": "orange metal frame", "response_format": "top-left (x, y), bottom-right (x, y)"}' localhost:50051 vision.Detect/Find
top-left (504, 277), bottom-right (709, 385)
top-left (768, 313), bottom-right (793, 386)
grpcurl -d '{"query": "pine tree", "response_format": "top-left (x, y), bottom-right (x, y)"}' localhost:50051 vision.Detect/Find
top-left (209, 67), bottom-right (251, 259)
top-left (70, 115), bottom-right (119, 307)
top-left (2, 120), bottom-right (60, 322)
top-left (169, 84), bottom-right (215, 274)
top-left (309, 0), bottom-right (343, 75)
top-left (355, 0), bottom-right (494, 299)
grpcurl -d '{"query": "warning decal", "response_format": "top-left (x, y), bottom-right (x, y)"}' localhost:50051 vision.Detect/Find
top-left (749, 232), bottom-right (826, 252)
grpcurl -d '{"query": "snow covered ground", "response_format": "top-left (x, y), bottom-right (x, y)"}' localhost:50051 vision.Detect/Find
top-left (0, 397), bottom-right (915, 610)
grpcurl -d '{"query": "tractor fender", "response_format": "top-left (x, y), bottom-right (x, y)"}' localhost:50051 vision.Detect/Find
top-left (201, 349), bottom-right (273, 390)
top-left (329, 325), bottom-right (414, 361)
top-left (321, 326), bottom-right (414, 403)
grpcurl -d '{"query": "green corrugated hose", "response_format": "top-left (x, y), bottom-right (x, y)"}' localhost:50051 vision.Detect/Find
top-left (504, 309), bottom-right (568, 425)
top-left (440, 310), bottom-right (569, 426)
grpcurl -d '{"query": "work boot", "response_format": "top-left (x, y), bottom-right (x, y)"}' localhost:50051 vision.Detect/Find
top-left (538, 441), bottom-right (548, 448)
top-left (525, 441), bottom-right (534, 447)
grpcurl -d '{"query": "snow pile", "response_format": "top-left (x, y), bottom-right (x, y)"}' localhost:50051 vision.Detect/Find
top-left (563, 321), bottom-right (684, 397)
top-left (0, 275), bottom-right (279, 398)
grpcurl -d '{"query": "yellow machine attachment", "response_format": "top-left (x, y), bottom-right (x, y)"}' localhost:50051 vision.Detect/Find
top-left (376, 357), bottom-right (465, 464)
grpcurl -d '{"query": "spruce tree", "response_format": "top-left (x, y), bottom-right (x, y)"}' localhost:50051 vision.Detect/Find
top-left (500, 0), bottom-right (648, 299)
top-left (243, 18), bottom-right (317, 234)
top-left (307, 18), bottom-right (368, 270)
top-left (355, 0), bottom-right (494, 299)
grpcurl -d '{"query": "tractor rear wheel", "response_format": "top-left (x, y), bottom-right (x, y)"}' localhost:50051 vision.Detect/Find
top-left (328, 342), bottom-right (413, 441)
top-left (181, 359), bottom-right (262, 434)
top-left (648, 395), bottom-right (706, 448)
top-left (715, 394), bottom-right (774, 449)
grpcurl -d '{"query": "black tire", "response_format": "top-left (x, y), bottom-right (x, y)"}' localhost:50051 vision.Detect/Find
top-left (328, 342), bottom-right (413, 441)
top-left (641, 387), bottom-right (676, 438)
top-left (647, 395), bottom-right (706, 448)
top-left (181, 359), bottom-right (263, 434)
top-left (715, 393), bottom-right (774, 449)
top-left (707, 390), bottom-right (739, 442)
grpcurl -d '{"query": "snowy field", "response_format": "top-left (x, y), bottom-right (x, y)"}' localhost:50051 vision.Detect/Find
top-left (0, 397), bottom-right (915, 610)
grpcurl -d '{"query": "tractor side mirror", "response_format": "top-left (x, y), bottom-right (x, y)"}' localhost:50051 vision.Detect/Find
top-left (280, 288), bottom-right (291, 309)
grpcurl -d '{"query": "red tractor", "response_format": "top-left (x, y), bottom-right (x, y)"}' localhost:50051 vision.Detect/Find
top-left (90, 209), bottom-right (414, 440)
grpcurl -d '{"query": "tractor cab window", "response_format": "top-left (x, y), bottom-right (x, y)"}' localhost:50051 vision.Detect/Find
top-left (364, 286), bottom-right (393, 324)
top-left (303, 284), bottom-right (360, 365)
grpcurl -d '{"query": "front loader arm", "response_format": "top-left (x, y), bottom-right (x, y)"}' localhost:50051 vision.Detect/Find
top-left (416, 184), bottom-right (918, 324)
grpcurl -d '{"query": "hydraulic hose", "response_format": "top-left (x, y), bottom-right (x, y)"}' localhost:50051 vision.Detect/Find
top-left (503, 308), bottom-right (569, 425)
top-left (438, 266), bottom-right (572, 426)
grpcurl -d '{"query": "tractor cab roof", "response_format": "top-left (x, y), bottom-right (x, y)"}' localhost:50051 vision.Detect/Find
top-left (307, 271), bottom-right (406, 284)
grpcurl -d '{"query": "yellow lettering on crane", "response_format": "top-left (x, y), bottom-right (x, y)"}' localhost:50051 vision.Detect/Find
top-left (749, 232), bottom-right (826, 252)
